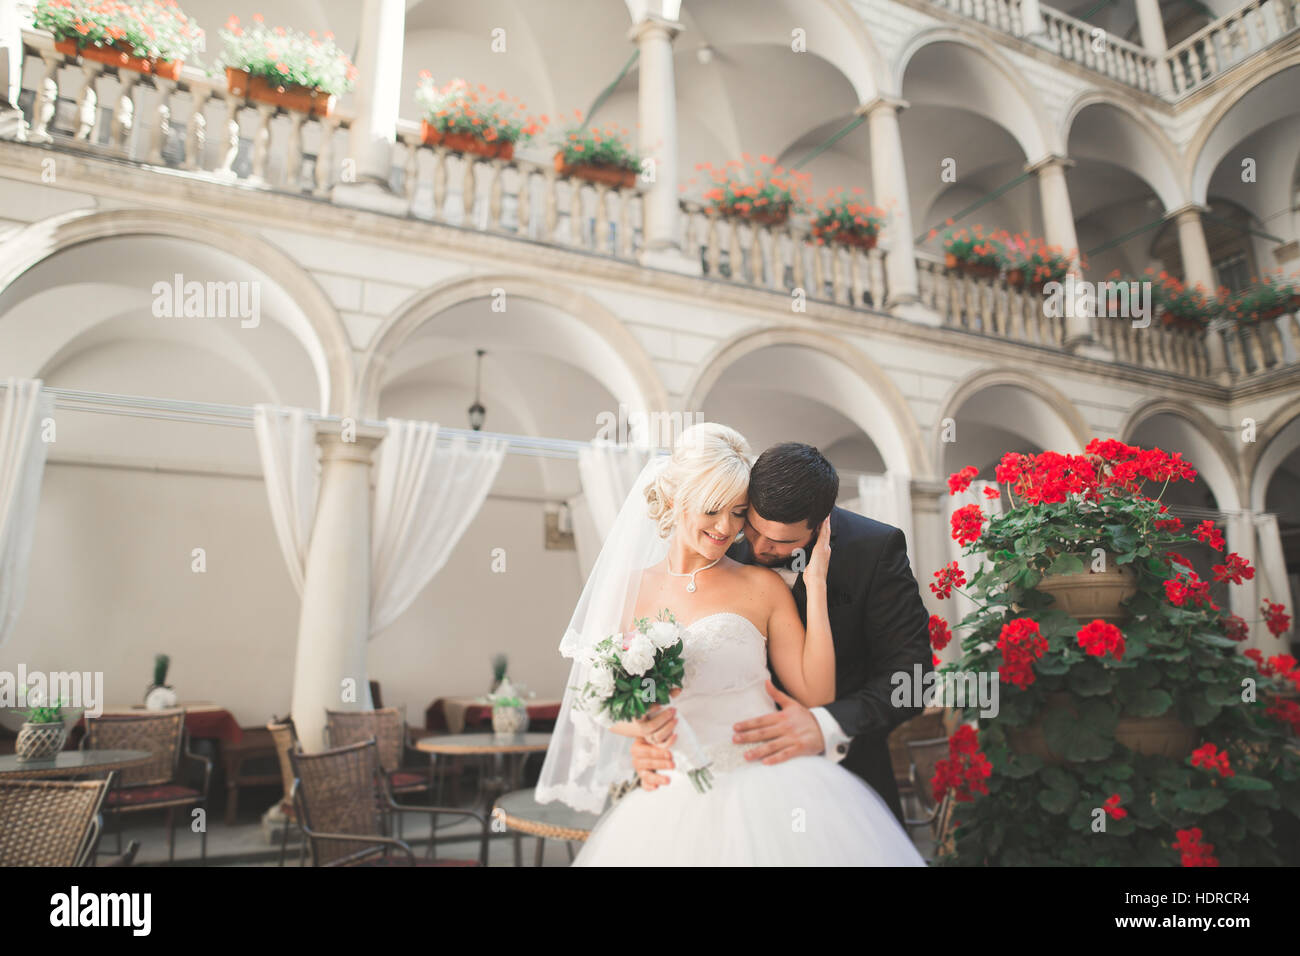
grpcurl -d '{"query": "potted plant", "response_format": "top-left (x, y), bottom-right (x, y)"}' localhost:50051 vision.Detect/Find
top-left (553, 119), bottom-right (640, 188)
top-left (144, 653), bottom-right (177, 710)
top-left (810, 188), bottom-right (885, 249)
top-left (1226, 272), bottom-right (1300, 324)
top-left (414, 74), bottom-right (543, 160)
top-left (1002, 233), bottom-right (1076, 290)
top-left (695, 154), bottom-right (811, 226)
top-left (940, 226), bottom-right (1006, 280)
top-left (37, 0), bottom-right (202, 81)
top-left (490, 652), bottom-right (507, 694)
top-left (219, 16), bottom-right (357, 117)
top-left (484, 678), bottom-right (529, 736)
top-left (14, 690), bottom-right (70, 762)
top-left (931, 441), bottom-right (1300, 865)
top-left (1145, 269), bottom-right (1225, 331)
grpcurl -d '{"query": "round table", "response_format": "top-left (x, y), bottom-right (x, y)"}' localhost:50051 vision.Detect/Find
top-left (0, 749), bottom-right (153, 779)
top-left (415, 733), bottom-right (552, 865)
top-left (493, 787), bottom-right (601, 866)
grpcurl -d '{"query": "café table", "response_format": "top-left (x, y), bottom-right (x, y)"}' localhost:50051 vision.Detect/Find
top-left (493, 787), bottom-right (600, 866)
top-left (415, 732), bottom-right (552, 864)
top-left (0, 749), bottom-right (153, 779)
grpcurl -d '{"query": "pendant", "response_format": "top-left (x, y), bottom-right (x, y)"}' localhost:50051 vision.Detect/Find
top-left (687, 581), bottom-right (697, 592)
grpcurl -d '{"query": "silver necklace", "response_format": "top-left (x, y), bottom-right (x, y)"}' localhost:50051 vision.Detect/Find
top-left (667, 554), bottom-right (722, 592)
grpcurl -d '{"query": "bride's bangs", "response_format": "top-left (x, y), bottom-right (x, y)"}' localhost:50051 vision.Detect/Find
top-left (686, 458), bottom-right (750, 516)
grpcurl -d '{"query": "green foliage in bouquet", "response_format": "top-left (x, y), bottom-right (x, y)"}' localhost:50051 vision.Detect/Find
top-left (933, 442), bottom-right (1300, 866)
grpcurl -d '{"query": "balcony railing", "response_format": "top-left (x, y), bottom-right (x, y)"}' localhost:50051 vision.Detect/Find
top-left (6, 31), bottom-right (1299, 386)
top-left (1166, 0), bottom-right (1299, 95)
top-left (1039, 7), bottom-right (1162, 92)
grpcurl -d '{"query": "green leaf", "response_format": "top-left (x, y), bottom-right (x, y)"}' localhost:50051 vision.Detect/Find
top-left (1044, 702), bottom-right (1115, 761)
top-left (1117, 688), bottom-right (1173, 718)
top-left (1225, 775), bottom-right (1273, 792)
top-left (1174, 788), bottom-right (1229, 813)
top-left (1047, 553), bottom-right (1085, 575)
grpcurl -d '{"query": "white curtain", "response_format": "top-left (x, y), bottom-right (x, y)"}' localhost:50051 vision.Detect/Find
top-left (370, 419), bottom-right (508, 636)
top-left (855, 471), bottom-right (916, 570)
top-left (253, 405), bottom-right (319, 595)
top-left (1256, 513), bottom-right (1292, 639)
top-left (573, 442), bottom-right (651, 579)
top-left (947, 480), bottom-right (1003, 623)
top-left (0, 379), bottom-right (53, 649)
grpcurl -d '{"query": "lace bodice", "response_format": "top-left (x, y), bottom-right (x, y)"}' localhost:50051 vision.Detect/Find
top-left (673, 612), bottom-right (778, 774)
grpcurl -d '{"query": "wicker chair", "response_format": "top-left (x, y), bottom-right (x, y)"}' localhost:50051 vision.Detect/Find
top-left (904, 735), bottom-right (956, 861)
top-left (289, 738), bottom-right (488, 867)
top-left (267, 717), bottom-right (303, 866)
top-left (324, 707), bottom-right (434, 834)
top-left (0, 777), bottom-right (110, 866)
top-left (81, 709), bottom-right (211, 864)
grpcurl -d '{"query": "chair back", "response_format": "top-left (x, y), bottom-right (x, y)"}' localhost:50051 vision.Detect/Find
top-left (0, 777), bottom-right (109, 866)
top-left (324, 708), bottom-right (405, 772)
top-left (906, 736), bottom-right (951, 814)
top-left (289, 739), bottom-right (387, 866)
top-left (84, 709), bottom-right (185, 787)
top-left (267, 717), bottom-right (300, 809)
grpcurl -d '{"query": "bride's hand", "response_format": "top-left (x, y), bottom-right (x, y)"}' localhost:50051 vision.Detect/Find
top-left (607, 688), bottom-right (681, 742)
top-left (803, 516), bottom-right (832, 584)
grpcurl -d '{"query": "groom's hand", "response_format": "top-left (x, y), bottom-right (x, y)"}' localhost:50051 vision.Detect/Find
top-left (732, 680), bottom-right (826, 764)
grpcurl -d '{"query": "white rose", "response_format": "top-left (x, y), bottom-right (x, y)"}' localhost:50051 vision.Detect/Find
top-left (619, 633), bottom-right (657, 676)
top-left (587, 662), bottom-right (616, 700)
top-left (647, 620), bottom-right (681, 650)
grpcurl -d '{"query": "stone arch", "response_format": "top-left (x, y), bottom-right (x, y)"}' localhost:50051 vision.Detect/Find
top-left (0, 207), bottom-right (354, 414)
top-left (1119, 397), bottom-right (1243, 512)
top-left (1246, 398), bottom-right (1300, 512)
top-left (357, 273), bottom-right (669, 420)
top-left (680, 326), bottom-right (930, 477)
top-left (1061, 91), bottom-right (1186, 210)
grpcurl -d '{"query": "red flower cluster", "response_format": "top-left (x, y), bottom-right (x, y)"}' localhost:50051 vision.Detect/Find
top-left (928, 614), bottom-right (952, 651)
top-left (1193, 519), bottom-right (1225, 551)
top-left (1076, 619), bottom-right (1125, 661)
top-left (1211, 552), bottom-right (1254, 585)
top-left (1153, 505), bottom-right (1183, 532)
top-left (1266, 698), bottom-right (1300, 735)
top-left (950, 504), bottom-right (985, 545)
top-left (997, 618), bottom-right (1047, 689)
top-left (1164, 573), bottom-right (1218, 611)
top-left (1102, 793), bottom-right (1127, 820)
top-left (1173, 828), bottom-right (1219, 867)
top-left (929, 561), bottom-right (966, 600)
top-left (930, 724), bottom-right (992, 804)
top-left (1190, 742), bottom-right (1234, 778)
top-left (982, 485), bottom-right (1001, 500)
top-left (947, 466), bottom-right (978, 496)
top-left (1165, 551), bottom-right (1194, 570)
top-left (1263, 600), bottom-right (1292, 637)
top-left (1223, 614), bottom-right (1250, 642)
top-left (995, 451), bottom-right (1097, 504)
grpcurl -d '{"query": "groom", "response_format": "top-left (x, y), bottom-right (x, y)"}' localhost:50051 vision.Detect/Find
top-left (629, 441), bottom-right (932, 825)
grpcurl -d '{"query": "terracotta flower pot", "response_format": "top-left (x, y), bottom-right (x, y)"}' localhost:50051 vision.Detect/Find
top-left (15, 721), bottom-right (68, 762)
top-left (553, 153), bottom-right (636, 188)
top-left (55, 37), bottom-right (182, 81)
top-left (1159, 311), bottom-right (1205, 333)
top-left (1035, 553), bottom-right (1137, 622)
top-left (819, 230), bottom-right (878, 250)
top-left (947, 258), bottom-right (1000, 280)
top-left (226, 67), bottom-right (334, 117)
top-left (711, 205), bottom-right (790, 226)
top-left (420, 121), bottom-right (513, 159)
top-left (1006, 268), bottom-right (1026, 288)
top-left (1007, 693), bottom-right (1196, 764)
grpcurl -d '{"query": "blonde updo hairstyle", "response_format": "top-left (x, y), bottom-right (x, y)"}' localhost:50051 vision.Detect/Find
top-left (645, 422), bottom-right (753, 539)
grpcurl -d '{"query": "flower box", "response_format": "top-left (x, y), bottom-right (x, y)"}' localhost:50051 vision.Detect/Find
top-left (945, 255), bottom-right (1000, 280)
top-left (420, 121), bottom-right (513, 160)
top-left (713, 205), bottom-right (790, 227)
top-left (55, 37), bottom-right (182, 81)
top-left (818, 230), bottom-right (878, 250)
top-left (1160, 310), bottom-right (1205, 333)
top-left (1035, 552), bottom-right (1137, 622)
top-left (226, 67), bottom-right (335, 117)
top-left (553, 153), bottom-right (635, 188)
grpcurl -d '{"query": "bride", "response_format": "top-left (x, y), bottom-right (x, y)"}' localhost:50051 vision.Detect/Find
top-left (535, 422), bottom-right (925, 866)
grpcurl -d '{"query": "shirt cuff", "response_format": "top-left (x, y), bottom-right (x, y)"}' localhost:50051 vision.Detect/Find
top-left (812, 706), bottom-right (850, 763)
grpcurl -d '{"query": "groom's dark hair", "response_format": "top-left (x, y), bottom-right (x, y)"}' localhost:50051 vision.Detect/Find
top-left (748, 442), bottom-right (839, 529)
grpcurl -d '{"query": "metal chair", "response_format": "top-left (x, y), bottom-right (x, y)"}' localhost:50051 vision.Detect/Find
top-left (0, 776), bottom-right (110, 866)
top-left (81, 709), bottom-right (211, 864)
top-left (904, 735), bottom-right (957, 861)
top-left (289, 738), bottom-right (488, 867)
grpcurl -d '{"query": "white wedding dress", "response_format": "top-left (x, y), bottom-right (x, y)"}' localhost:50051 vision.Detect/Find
top-left (571, 612), bottom-right (927, 866)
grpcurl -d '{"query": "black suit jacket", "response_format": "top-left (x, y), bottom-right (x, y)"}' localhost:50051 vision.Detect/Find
top-left (728, 506), bottom-right (932, 825)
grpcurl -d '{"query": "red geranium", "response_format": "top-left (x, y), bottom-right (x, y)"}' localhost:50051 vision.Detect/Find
top-left (1212, 552), bottom-right (1254, 585)
top-left (1193, 519), bottom-right (1225, 551)
top-left (1263, 600), bottom-right (1292, 637)
top-left (929, 561), bottom-right (966, 600)
top-left (951, 504), bottom-right (985, 546)
top-left (1076, 619), bottom-right (1125, 661)
top-left (1102, 793), bottom-right (1127, 820)
top-left (1173, 828), bottom-right (1219, 867)
top-left (928, 614), bottom-right (952, 651)
top-left (1190, 742), bottom-right (1234, 778)
top-left (947, 465), bottom-right (978, 496)
top-left (931, 725), bottom-right (992, 804)
top-left (997, 618), bottom-right (1047, 689)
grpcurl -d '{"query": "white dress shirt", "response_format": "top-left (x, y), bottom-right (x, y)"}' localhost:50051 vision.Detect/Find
top-left (773, 566), bottom-right (851, 763)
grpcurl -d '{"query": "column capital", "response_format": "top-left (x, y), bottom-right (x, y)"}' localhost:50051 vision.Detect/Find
top-left (1164, 201), bottom-right (1209, 222)
top-left (319, 431), bottom-right (382, 464)
top-left (1024, 153), bottom-right (1075, 175)
top-left (856, 94), bottom-right (909, 118)
top-left (628, 15), bottom-right (683, 44)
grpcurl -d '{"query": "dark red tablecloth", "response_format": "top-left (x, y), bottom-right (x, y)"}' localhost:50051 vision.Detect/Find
top-left (73, 706), bottom-right (244, 745)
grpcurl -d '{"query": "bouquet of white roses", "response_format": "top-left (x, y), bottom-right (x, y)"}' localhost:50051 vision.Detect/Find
top-left (577, 609), bottom-right (714, 793)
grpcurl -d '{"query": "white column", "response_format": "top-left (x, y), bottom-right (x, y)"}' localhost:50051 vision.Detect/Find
top-left (0, 0), bottom-right (26, 139)
top-left (1019, 0), bottom-right (1052, 46)
top-left (861, 95), bottom-right (933, 323)
top-left (1225, 512), bottom-right (1264, 651)
top-left (631, 14), bottom-right (698, 274)
top-left (333, 0), bottom-right (409, 215)
top-left (1135, 0), bottom-right (1175, 94)
top-left (1027, 154), bottom-right (1106, 356)
top-left (290, 434), bottom-right (379, 753)
top-left (1254, 512), bottom-right (1291, 656)
top-left (1169, 202), bottom-right (1215, 290)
